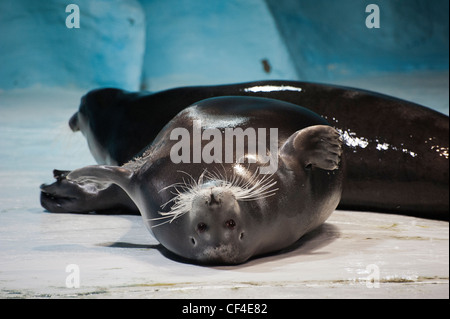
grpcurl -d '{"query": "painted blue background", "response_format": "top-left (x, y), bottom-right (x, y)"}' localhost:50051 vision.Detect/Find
top-left (0, 0), bottom-right (448, 91)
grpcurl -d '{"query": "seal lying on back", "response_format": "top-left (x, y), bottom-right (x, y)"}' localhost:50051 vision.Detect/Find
top-left (40, 81), bottom-right (449, 264)
top-left (61, 97), bottom-right (344, 264)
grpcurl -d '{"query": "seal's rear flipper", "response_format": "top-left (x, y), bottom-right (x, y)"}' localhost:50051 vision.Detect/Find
top-left (280, 125), bottom-right (343, 171)
top-left (53, 169), bottom-right (71, 181)
top-left (67, 165), bottom-right (134, 191)
top-left (40, 165), bottom-right (138, 214)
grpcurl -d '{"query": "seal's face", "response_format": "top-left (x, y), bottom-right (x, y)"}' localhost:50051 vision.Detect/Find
top-left (188, 185), bottom-right (247, 264)
top-left (149, 167), bottom-right (278, 264)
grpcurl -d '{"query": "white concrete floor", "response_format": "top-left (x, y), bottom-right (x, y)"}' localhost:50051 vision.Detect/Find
top-left (0, 73), bottom-right (448, 299)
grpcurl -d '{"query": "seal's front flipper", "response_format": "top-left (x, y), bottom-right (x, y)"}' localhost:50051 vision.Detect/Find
top-left (40, 167), bottom-right (138, 214)
top-left (280, 125), bottom-right (343, 171)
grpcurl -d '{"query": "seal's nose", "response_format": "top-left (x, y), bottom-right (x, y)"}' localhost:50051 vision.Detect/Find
top-left (191, 187), bottom-right (238, 215)
top-left (68, 112), bottom-right (80, 132)
top-left (208, 192), bottom-right (221, 206)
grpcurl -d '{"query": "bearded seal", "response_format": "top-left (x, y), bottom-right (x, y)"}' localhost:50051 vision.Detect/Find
top-left (44, 96), bottom-right (344, 264)
top-left (40, 81), bottom-right (449, 264)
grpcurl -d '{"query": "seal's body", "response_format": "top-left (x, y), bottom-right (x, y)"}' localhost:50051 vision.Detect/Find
top-left (47, 96), bottom-right (344, 264)
top-left (62, 81), bottom-right (449, 218)
top-left (40, 81), bottom-right (449, 264)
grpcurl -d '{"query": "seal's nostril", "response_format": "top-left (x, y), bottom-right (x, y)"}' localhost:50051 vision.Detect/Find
top-left (208, 193), bottom-right (221, 206)
top-left (239, 232), bottom-right (244, 240)
top-left (190, 237), bottom-right (196, 245)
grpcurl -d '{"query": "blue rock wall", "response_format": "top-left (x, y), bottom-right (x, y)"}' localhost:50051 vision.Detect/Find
top-left (0, 0), bottom-right (448, 91)
top-left (0, 0), bottom-right (145, 90)
top-left (266, 0), bottom-right (449, 81)
top-left (140, 0), bottom-right (297, 91)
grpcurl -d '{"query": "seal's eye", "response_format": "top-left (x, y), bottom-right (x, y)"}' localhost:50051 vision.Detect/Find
top-left (225, 219), bottom-right (236, 229)
top-left (197, 222), bottom-right (207, 232)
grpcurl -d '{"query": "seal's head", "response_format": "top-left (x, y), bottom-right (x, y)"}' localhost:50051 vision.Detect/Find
top-left (188, 186), bottom-right (246, 263)
top-left (150, 168), bottom-right (278, 264)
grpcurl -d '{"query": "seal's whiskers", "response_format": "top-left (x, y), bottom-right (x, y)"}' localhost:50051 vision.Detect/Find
top-left (148, 167), bottom-right (278, 228)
